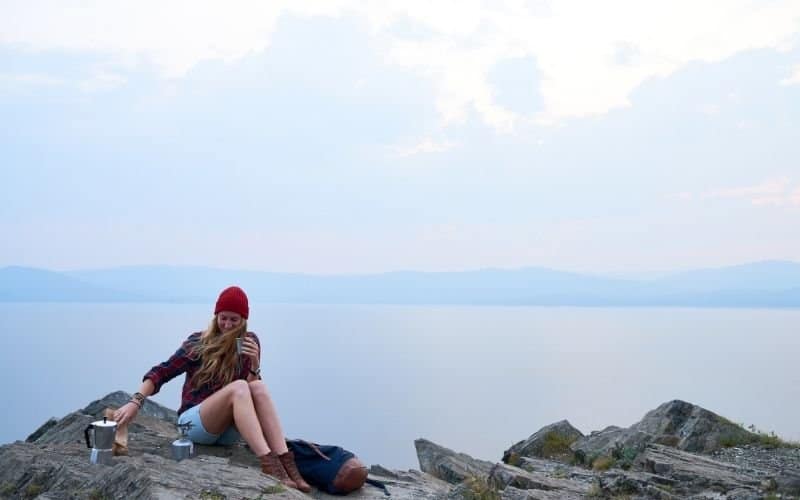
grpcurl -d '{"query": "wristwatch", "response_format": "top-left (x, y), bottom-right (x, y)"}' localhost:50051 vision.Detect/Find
top-left (250, 367), bottom-right (262, 379)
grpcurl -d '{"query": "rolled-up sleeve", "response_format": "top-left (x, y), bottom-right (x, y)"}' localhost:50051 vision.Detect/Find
top-left (143, 334), bottom-right (197, 395)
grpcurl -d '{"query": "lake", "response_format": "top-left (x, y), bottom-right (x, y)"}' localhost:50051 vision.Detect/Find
top-left (1, 303), bottom-right (798, 469)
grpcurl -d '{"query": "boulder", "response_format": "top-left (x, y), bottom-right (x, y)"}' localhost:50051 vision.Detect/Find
top-left (631, 400), bottom-right (758, 453)
top-left (414, 438), bottom-right (495, 484)
top-left (569, 400), bottom-right (763, 469)
top-left (502, 420), bottom-right (583, 464)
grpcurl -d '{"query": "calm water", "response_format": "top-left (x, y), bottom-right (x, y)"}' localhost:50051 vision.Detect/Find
top-left (1, 303), bottom-right (798, 469)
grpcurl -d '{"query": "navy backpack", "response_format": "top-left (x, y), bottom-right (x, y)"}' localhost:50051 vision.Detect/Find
top-left (286, 439), bottom-right (389, 496)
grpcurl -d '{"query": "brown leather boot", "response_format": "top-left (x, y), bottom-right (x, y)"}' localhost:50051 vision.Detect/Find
top-left (278, 450), bottom-right (312, 493)
top-left (259, 452), bottom-right (298, 490)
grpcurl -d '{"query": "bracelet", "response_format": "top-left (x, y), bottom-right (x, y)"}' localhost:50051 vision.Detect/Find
top-left (131, 392), bottom-right (146, 408)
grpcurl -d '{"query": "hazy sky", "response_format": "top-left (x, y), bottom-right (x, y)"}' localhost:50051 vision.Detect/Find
top-left (1, 1), bottom-right (799, 274)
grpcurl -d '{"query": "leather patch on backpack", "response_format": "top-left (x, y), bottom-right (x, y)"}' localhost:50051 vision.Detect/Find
top-left (332, 457), bottom-right (368, 493)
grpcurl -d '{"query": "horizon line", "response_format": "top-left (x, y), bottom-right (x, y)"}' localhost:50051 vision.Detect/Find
top-left (2, 258), bottom-right (799, 278)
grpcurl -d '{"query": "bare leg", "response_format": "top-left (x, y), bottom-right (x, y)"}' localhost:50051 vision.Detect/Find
top-left (249, 380), bottom-right (289, 454)
top-left (198, 379), bottom-right (270, 456)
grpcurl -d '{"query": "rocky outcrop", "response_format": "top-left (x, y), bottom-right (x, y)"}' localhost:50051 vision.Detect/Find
top-left (0, 392), bottom-right (449, 499)
top-left (1, 394), bottom-right (797, 499)
top-left (631, 400), bottom-right (757, 453)
top-left (491, 400), bottom-right (800, 499)
top-left (566, 400), bottom-right (765, 468)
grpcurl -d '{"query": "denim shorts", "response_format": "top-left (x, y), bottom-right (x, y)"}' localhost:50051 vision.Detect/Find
top-left (177, 404), bottom-right (241, 445)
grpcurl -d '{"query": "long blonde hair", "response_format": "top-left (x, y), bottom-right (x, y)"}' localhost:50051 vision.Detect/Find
top-left (190, 316), bottom-right (247, 390)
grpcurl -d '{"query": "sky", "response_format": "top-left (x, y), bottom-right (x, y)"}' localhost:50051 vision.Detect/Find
top-left (1, 0), bottom-right (799, 274)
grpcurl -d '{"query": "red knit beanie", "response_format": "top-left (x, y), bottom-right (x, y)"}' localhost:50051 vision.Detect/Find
top-left (214, 286), bottom-right (249, 319)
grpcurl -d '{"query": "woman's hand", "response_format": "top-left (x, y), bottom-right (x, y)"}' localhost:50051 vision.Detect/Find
top-left (241, 335), bottom-right (260, 369)
top-left (113, 401), bottom-right (140, 426)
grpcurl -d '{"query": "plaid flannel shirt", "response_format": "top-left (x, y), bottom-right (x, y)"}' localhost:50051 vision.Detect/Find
top-left (143, 331), bottom-right (260, 416)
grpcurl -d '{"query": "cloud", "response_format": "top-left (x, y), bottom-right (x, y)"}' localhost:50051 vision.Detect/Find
top-left (780, 64), bottom-right (800, 85)
top-left (0, 72), bottom-right (66, 87)
top-left (682, 178), bottom-right (800, 207)
top-left (78, 70), bottom-right (127, 92)
top-left (0, 1), bottom-right (285, 77)
top-left (390, 137), bottom-right (457, 158)
top-left (0, 70), bottom-right (125, 92)
top-left (2, 0), bottom-right (799, 130)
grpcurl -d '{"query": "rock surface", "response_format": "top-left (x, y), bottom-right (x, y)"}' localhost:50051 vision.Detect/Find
top-left (1, 394), bottom-right (797, 499)
top-left (0, 392), bottom-right (449, 500)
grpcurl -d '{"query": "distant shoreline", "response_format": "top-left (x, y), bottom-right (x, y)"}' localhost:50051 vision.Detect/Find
top-left (3, 261), bottom-right (800, 308)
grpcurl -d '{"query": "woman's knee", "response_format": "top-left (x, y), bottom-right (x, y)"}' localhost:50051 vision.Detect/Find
top-left (248, 379), bottom-right (271, 399)
top-left (228, 379), bottom-right (252, 400)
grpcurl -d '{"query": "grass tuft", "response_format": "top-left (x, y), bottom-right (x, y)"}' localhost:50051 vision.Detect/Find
top-left (719, 422), bottom-right (800, 449)
top-left (23, 484), bottom-right (43, 499)
top-left (460, 476), bottom-right (500, 500)
top-left (592, 455), bottom-right (616, 471)
top-left (505, 451), bottom-right (521, 466)
top-left (0, 482), bottom-right (15, 497)
top-left (586, 482), bottom-right (603, 498)
top-left (541, 431), bottom-right (579, 459)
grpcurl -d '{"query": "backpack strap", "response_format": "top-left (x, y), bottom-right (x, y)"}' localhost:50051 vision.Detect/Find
top-left (365, 478), bottom-right (391, 496)
top-left (298, 439), bottom-right (331, 460)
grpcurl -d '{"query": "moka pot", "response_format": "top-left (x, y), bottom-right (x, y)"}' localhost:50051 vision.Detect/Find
top-left (84, 416), bottom-right (117, 465)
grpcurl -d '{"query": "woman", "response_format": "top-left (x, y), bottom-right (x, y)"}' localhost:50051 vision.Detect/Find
top-left (113, 286), bottom-right (311, 492)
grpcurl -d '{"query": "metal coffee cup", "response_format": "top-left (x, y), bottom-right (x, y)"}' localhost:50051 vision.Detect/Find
top-left (171, 437), bottom-right (194, 461)
top-left (235, 337), bottom-right (243, 355)
top-left (172, 422), bottom-right (194, 461)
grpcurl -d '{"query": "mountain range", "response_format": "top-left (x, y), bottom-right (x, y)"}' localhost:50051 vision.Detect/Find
top-left (1, 261), bottom-right (799, 307)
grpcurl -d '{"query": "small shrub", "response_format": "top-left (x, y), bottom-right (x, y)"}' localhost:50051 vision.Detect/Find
top-left (541, 431), bottom-right (578, 459)
top-left (586, 482), bottom-right (603, 498)
top-left (592, 455), bottom-right (616, 471)
top-left (461, 476), bottom-right (500, 500)
top-left (0, 482), bottom-right (16, 497)
top-left (505, 451), bottom-right (521, 466)
top-left (23, 484), bottom-right (43, 499)
top-left (719, 431), bottom-right (751, 448)
top-left (86, 488), bottom-right (110, 500)
top-left (571, 448), bottom-right (586, 465)
top-left (654, 435), bottom-right (680, 447)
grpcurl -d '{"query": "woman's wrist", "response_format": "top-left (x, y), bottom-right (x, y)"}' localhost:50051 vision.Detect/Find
top-left (130, 391), bottom-right (147, 408)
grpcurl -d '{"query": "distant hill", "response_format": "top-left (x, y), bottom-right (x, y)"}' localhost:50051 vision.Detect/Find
top-left (1, 260), bottom-right (799, 307)
top-left (0, 266), bottom-right (145, 302)
top-left (652, 260), bottom-right (800, 292)
top-left (65, 266), bottom-right (641, 305)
